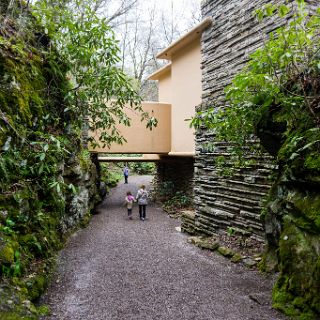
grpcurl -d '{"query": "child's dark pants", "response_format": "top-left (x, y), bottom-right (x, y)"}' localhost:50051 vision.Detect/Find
top-left (139, 205), bottom-right (146, 220)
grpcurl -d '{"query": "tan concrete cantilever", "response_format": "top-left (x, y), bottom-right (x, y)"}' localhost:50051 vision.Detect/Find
top-left (89, 102), bottom-right (171, 154)
top-left (156, 17), bottom-right (213, 60)
top-left (148, 63), bottom-right (172, 81)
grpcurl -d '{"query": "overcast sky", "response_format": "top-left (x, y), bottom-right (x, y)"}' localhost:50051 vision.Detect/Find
top-left (104, 0), bottom-right (201, 36)
top-left (142, 0), bottom-right (201, 32)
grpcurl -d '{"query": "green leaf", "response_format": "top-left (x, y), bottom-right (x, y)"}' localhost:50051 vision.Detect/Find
top-left (278, 4), bottom-right (290, 18)
top-left (289, 152), bottom-right (300, 161)
top-left (265, 4), bottom-right (276, 17)
top-left (255, 9), bottom-right (264, 22)
top-left (68, 183), bottom-right (77, 194)
top-left (31, 0), bottom-right (154, 148)
top-left (6, 219), bottom-right (15, 227)
top-left (14, 251), bottom-right (20, 259)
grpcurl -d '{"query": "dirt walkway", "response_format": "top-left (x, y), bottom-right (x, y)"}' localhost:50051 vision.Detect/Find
top-left (40, 175), bottom-right (287, 320)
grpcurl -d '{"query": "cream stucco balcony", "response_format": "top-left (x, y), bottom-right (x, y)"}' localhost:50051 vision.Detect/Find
top-left (89, 101), bottom-right (171, 155)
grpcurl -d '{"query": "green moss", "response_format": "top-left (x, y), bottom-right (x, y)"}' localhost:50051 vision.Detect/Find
top-left (19, 234), bottom-right (42, 257)
top-left (304, 152), bottom-right (320, 171)
top-left (37, 305), bottom-right (50, 316)
top-left (0, 280), bottom-right (38, 319)
top-left (0, 243), bottom-right (15, 265)
top-left (217, 246), bottom-right (234, 257)
top-left (272, 282), bottom-right (295, 312)
top-left (25, 274), bottom-right (46, 301)
top-left (293, 195), bottom-right (320, 231)
top-left (231, 253), bottom-right (243, 263)
top-left (198, 238), bottom-right (219, 251)
top-left (80, 211), bottom-right (92, 228)
top-left (0, 312), bottom-right (36, 320)
top-left (259, 248), bottom-right (278, 272)
top-left (272, 280), bottom-right (316, 319)
top-left (79, 150), bottom-right (92, 171)
top-left (2, 57), bottom-right (44, 127)
top-left (273, 220), bottom-right (320, 318)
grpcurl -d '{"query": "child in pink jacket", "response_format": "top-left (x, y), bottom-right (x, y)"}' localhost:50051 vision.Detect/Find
top-left (124, 191), bottom-right (135, 220)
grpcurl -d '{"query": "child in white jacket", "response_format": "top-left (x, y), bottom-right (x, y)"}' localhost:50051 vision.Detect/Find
top-left (136, 185), bottom-right (148, 221)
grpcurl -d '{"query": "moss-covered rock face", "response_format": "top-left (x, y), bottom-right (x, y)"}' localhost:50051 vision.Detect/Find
top-left (0, 243), bottom-right (15, 265)
top-left (0, 6), bottom-right (100, 319)
top-left (275, 221), bottom-right (320, 315)
top-left (262, 125), bottom-right (320, 318)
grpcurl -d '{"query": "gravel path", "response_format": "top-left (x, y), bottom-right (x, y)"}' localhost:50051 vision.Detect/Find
top-left (40, 175), bottom-right (287, 320)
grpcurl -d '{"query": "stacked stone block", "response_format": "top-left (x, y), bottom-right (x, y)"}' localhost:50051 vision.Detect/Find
top-left (194, 0), bottom-right (297, 240)
top-left (154, 157), bottom-right (194, 199)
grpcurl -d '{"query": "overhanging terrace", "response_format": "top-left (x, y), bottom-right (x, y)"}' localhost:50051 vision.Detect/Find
top-left (89, 18), bottom-right (212, 161)
top-left (89, 102), bottom-right (171, 157)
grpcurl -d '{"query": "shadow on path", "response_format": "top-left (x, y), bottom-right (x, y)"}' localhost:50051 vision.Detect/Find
top-left (40, 175), bottom-right (287, 320)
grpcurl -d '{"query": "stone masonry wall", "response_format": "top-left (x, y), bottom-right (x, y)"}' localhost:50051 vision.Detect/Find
top-left (194, 0), bottom-right (301, 241)
top-left (154, 157), bottom-right (194, 200)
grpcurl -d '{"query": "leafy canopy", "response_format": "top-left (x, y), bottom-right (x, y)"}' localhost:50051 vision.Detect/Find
top-left (33, 0), bottom-right (158, 148)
